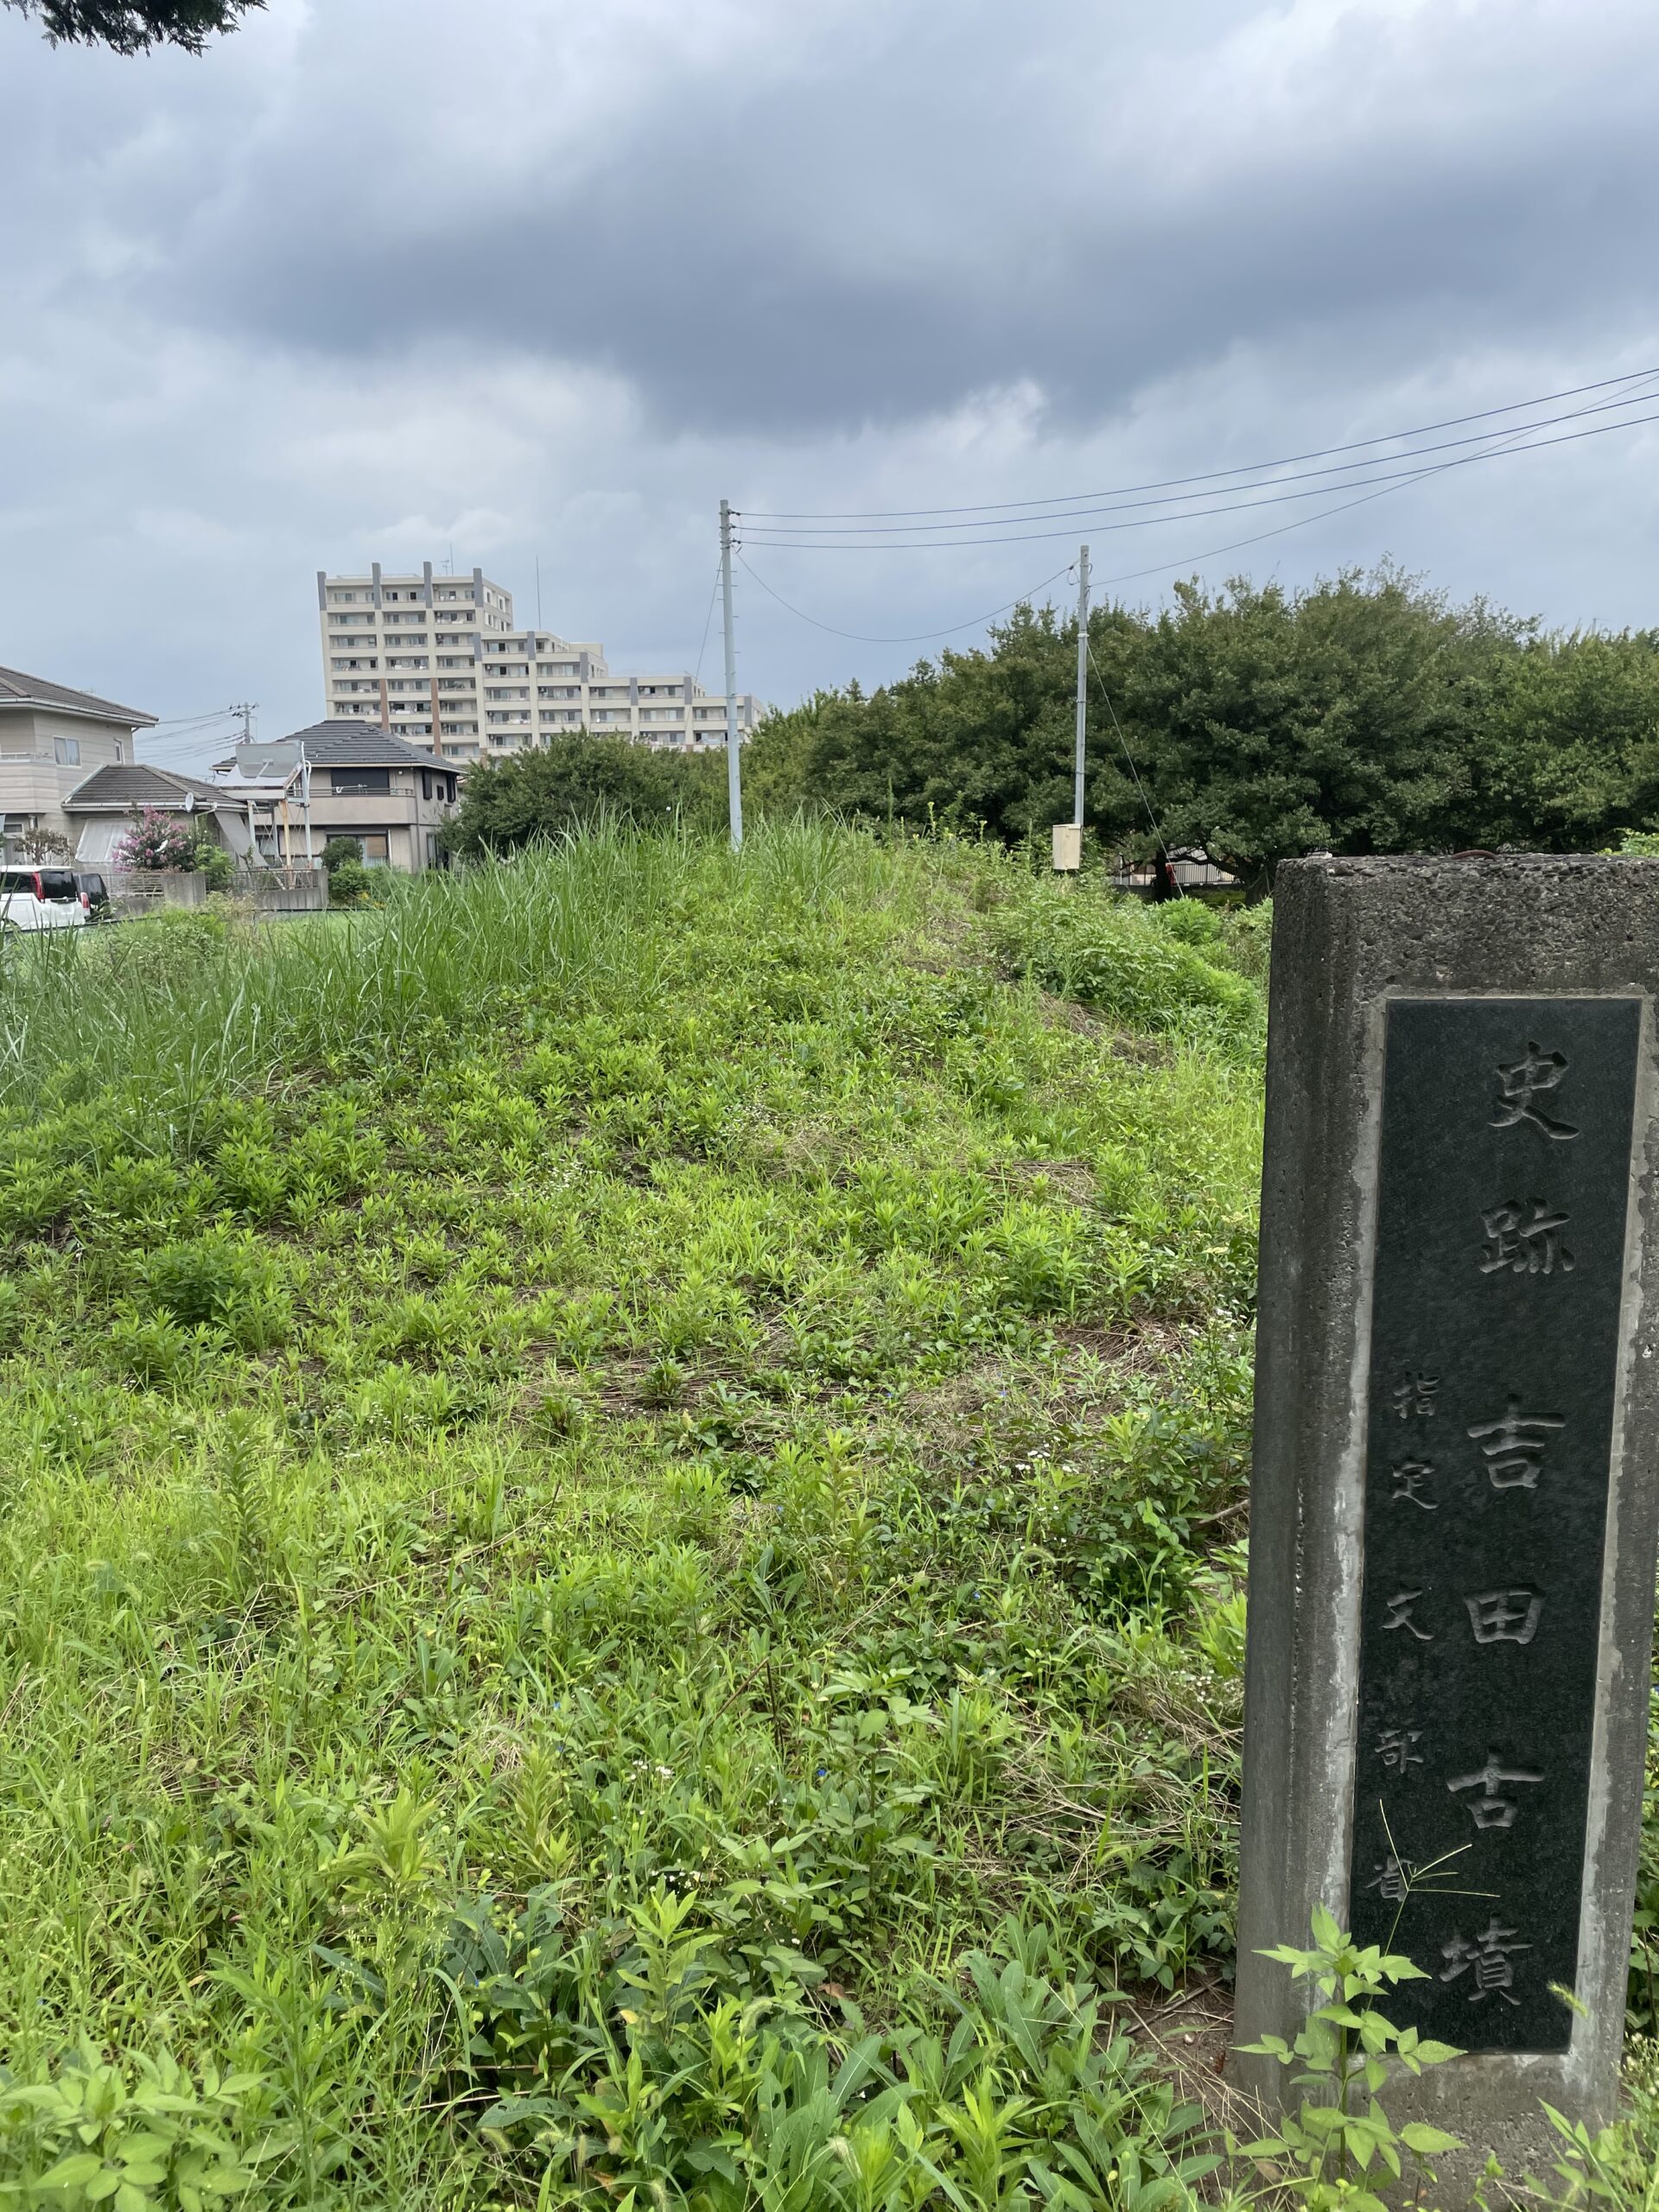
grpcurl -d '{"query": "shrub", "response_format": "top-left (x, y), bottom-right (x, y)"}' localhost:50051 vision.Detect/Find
top-left (112, 808), bottom-right (197, 873)
top-left (194, 842), bottom-right (234, 893)
top-left (321, 837), bottom-right (361, 874)
top-left (327, 857), bottom-right (374, 907)
top-left (1153, 897), bottom-right (1224, 948)
top-left (443, 734), bottom-right (725, 857)
top-left (995, 880), bottom-right (1261, 1039)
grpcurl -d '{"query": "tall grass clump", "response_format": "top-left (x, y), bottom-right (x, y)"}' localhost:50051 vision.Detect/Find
top-left (990, 877), bottom-right (1262, 1043)
top-left (0, 819), bottom-right (906, 1154)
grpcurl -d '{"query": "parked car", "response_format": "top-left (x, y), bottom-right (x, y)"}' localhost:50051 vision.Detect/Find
top-left (74, 870), bottom-right (111, 920)
top-left (0, 867), bottom-right (89, 931)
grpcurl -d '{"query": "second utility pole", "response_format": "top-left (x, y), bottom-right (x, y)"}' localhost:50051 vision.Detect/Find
top-left (1073, 543), bottom-right (1090, 829)
top-left (720, 499), bottom-right (744, 851)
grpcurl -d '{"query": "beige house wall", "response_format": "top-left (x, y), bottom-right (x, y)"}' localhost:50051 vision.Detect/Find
top-left (0, 705), bottom-right (141, 856)
top-left (251, 766), bottom-right (456, 873)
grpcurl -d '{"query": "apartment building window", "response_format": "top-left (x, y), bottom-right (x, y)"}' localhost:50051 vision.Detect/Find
top-left (387, 656), bottom-right (429, 671)
top-left (331, 767), bottom-right (391, 796)
top-left (54, 737), bottom-right (80, 765)
top-left (484, 686), bottom-right (529, 701)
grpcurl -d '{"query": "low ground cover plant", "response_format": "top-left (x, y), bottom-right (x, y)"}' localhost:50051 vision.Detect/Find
top-left (0, 824), bottom-right (1649, 2206)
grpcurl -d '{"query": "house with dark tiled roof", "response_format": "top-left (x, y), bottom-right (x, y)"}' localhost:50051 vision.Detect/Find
top-left (0, 665), bottom-right (156, 861)
top-left (210, 721), bottom-right (459, 872)
top-left (62, 762), bottom-right (255, 867)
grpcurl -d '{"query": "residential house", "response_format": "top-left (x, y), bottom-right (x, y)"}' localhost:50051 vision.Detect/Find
top-left (213, 721), bottom-right (459, 872)
top-left (64, 763), bottom-right (255, 864)
top-left (0, 665), bottom-right (157, 861)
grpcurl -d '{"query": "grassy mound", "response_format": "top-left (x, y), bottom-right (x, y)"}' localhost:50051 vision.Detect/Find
top-left (0, 826), bottom-right (1649, 2205)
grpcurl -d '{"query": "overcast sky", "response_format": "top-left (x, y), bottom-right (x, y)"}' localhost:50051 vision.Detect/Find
top-left (3, 0), bottom-right (1657, 768)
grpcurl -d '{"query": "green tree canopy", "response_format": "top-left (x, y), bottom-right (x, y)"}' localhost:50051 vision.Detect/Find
top-left (746, 565), bottom-right (1659, 886)
top-left (3, 0), bottom-right (259, 51)
top-left (442, 735), bottom-right (725, 859)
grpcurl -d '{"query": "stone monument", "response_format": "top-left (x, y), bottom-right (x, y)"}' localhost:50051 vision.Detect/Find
top-left (1232, 856), bottom-right (1659, 2184)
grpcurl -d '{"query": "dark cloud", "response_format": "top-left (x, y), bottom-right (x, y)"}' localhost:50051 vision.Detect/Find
top-left (105, 0), bottom-right (1659, 430)
top-left (1, 0), bottom-right (1657, 753)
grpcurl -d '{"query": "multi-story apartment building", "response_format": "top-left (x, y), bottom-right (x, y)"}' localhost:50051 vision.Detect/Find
top-left (318, 563), bottom-right (766, 765)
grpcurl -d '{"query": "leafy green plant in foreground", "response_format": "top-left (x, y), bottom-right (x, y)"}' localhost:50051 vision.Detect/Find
top-left (1236, 1908), bottom-right (1460, 2212)
top-left (461, 1901), bottom-right (1231, 2212)
top-left (0, 2044), bottom-right (264, 2212)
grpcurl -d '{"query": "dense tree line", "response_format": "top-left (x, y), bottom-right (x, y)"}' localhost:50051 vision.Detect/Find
top-left (442, 569), bottom-right (1659, 886)
top-left (442, 733), bottom-right (726, 859)
top-left (744, 567), bottom-right (1659, 888)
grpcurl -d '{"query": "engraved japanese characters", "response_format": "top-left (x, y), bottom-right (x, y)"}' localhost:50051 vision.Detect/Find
top-left (1346, 998), bottom-right (1641, 2050)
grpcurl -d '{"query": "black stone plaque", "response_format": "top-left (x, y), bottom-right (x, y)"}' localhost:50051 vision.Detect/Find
top-left (1347, 996), bottom-right (1640, 2051)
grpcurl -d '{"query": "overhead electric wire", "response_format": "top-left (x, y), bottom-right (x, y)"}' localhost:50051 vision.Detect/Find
top-left (740, 378), bottom-right (1659, 539)
top-left (691, 560), bottom-right (722, 690)
top-left (734, 552), bottom-right (1078, 645)
top-left (737, 365), bottom-right (1659, 522)
top-left (734, 402), bottom-right (1659, 554)
top-left (1086, 638), bottom-right (1172, 868)
top-left (735, 398), bottom-right (1645, 648)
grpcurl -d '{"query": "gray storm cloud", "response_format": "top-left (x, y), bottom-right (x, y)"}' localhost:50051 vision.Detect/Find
top-left (2, 0), bottom-right (1657, 747)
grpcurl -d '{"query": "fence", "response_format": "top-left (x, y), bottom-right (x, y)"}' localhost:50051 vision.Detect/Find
top-left (247, 868), bottom-right (327, 917)
top-left (104, 867), bottom-right (328, 921)
top-left (105, 868), bottom-right (207, 919)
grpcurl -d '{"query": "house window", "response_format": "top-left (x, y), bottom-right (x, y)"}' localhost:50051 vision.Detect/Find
top-left (336, 833), bottom-right (391, 866)
top-left (329, 767), bottom-right (391, 796)
top-left (54, 737), bottom-right (79, 765)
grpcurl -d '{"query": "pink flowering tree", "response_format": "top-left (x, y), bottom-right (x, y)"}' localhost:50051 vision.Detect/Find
top-left (111, 807), bottom-right (198, 872)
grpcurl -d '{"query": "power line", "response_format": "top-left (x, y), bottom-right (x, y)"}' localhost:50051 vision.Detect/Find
top-left (734, 403), bottom-right (1619, 651)
top-left (1087, 638), bottom-right (1173, 871)
top-left (734, 551), bottom-right (1078, 645)
top-left (735, 403), bottom-right (1659, 554)
top-left (145, 708), bottom-right (244, 730)
top-left (740, 379), bottom-right (1659, 539)
top-left (691, 559), bottom-right (722, 690)
top-left (737, 365), bottom-right (1659, 521)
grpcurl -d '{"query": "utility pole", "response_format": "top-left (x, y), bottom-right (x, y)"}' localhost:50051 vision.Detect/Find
top-left (299, 744), bottom-right (314, 871)
top-left (1073, 544), bottom-right (1090, 828)
top-left (720, 499), bottom-right (744, 851)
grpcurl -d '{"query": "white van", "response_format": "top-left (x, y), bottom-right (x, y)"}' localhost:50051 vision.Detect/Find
top-left (0, 867), bottom-right (89, 931)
